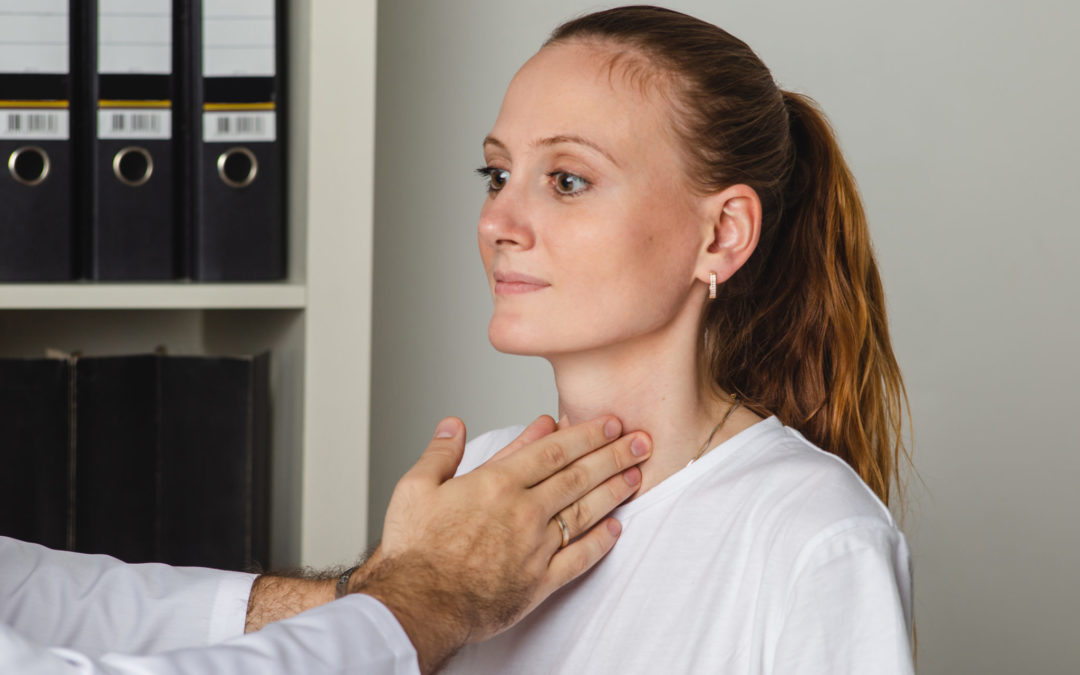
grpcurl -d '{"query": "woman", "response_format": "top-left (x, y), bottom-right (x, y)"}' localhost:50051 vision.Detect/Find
top-left (448, 6), bottom-right (913, 673)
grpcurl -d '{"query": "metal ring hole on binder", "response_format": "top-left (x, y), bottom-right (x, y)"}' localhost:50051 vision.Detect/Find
top-left (113, 147), bottom-right (154, 187)
top-left (7, 146), bottom-right (51, 187)
top-left (217, 147), bottom-right (258, 189)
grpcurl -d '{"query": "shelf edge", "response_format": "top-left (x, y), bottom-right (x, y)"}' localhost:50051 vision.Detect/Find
top-left (0, 284), bottom-right (308, 310)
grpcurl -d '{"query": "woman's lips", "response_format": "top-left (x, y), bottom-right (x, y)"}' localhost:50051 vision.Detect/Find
top-left (493, 271), bottom-right (550, 295)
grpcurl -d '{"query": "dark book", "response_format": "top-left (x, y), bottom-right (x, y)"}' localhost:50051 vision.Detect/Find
top-left (159, 354), bottom-right (270, 571)
top-left (73, 355), bottom-right (161, 562)
top-left (0, 358), bottom-right (71, 550)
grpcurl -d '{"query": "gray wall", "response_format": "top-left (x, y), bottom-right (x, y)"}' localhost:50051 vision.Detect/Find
top-left (370, 1), bottom-right (1080, 672)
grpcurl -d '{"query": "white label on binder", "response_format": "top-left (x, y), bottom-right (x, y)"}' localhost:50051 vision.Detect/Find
top-left (0, 0), bottom-right (69, 74)
top-left (98, 108), bottom-right (171, 139)
top-left (98, 0), bottom-right (172, 75)
top-left (202, 0), bottom-right (275, 77)
top-left (203, 111), bottom-right (275, 142)
top-left (0, 108), bottom-right (70, 140)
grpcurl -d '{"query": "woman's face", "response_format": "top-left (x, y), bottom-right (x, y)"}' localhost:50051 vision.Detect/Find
top-left (479, 41), bottom-right (707, 358)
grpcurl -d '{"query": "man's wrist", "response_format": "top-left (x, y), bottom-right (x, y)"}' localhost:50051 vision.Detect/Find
top-left (244, 574), bottom-right (337, 633)
top-left (351, 553), bottom-right (468, 675)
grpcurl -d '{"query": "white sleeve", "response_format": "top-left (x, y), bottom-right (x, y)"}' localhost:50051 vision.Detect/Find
top-left (0, 536), bottom-right (254, 656)
top-left (771, 522), bottom-right (915, 675)
top-left (0, 594), bottom-right (419, 675)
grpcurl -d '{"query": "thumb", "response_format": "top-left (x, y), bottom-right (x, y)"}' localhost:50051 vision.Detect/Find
top-left (406, 417), bottom-right (466, 486)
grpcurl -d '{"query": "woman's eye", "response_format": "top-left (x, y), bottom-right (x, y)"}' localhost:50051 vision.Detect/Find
top-left (550, 171), bottom-right (589, 196)
top-left (476, 166), bottom-right (510, 193)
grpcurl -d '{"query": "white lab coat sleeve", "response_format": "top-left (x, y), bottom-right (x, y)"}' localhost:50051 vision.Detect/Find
top-left (0, 594), bottom-right (419, 675)
top-left (0, 536), bottom-right (254, 656)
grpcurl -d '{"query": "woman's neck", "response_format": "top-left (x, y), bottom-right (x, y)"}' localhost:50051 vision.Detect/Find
top-left (549, 319), bottom-right (736, 496)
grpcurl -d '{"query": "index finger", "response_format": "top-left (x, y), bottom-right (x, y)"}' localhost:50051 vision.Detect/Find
top-left (487, 415), bottom-right (558, 463)
top-left (494, 415), bottom-right (623, 487)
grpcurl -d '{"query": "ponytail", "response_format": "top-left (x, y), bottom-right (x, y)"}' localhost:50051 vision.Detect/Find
top-left (707, 92), bottom-right (910, 505)
top-left (550, 6), bottom-right (911, 506)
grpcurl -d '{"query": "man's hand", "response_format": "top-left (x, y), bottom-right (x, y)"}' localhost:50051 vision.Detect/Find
top-left (353, 415), bottom-right (651, 673)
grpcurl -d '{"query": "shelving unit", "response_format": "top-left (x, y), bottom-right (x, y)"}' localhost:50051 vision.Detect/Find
top-left (0, 0), bottom-right (376, 569)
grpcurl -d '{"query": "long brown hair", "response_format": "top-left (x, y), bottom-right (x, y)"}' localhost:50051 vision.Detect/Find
top-left (549, 6), bottom-right (910, 505)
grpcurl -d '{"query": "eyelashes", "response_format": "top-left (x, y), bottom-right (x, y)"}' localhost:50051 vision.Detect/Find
top-left (475, 166), bottom-right (509, 194)
top-left (475, 166), bottom-right (591, 198)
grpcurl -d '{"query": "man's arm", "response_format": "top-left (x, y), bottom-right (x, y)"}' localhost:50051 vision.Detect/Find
top-left (0, 594), bottom-right (417, 675)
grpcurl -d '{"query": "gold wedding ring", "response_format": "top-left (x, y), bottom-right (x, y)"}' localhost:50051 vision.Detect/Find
top-left (555, 514), bottom-right (570, 549)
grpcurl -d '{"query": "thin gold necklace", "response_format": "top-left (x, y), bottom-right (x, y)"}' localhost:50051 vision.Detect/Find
top-left (686, 394), bottom-right (741, 467)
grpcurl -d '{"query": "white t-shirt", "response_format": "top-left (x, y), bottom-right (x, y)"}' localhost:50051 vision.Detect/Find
top-left (0, 536), bottom-right (418, 674)
top-left (447, 416), bottom-right (914, 674)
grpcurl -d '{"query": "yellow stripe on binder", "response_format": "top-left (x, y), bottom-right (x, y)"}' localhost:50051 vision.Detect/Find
top-left (0, 100), bottom-right (70, 109)
top-left (99, 100), bottom-right (172, 109)
top-left (203, 102), bottom-right (276, 111)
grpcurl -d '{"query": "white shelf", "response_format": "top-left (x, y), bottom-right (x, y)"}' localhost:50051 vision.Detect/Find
top-left (0, 283), bottom-right (307, 310)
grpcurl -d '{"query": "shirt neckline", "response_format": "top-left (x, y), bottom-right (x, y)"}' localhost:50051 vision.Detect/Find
top-left (610, 415), bottom-right (784, 520)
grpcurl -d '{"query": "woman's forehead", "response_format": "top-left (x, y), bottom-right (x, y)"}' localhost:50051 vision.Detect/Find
top-left (488, 41), bottom-right (677, 159)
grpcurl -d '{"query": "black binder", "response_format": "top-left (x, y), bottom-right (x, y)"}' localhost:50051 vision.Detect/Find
top-left (159, 354), bottom-right (270, 570)
top-left (185, 0), bottom-right (286, 281)
top-left (0, 1), bottom-right (79, 281)
top-left (83, 0), bottom-right (180, 280)
top-left (73, 355), bottom-right (161, 563)
top-left (0, 358), bottom-right (71, 550)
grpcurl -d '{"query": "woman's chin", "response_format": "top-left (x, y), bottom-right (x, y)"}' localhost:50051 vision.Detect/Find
top-left (488, 321), bottom-right (546, 356)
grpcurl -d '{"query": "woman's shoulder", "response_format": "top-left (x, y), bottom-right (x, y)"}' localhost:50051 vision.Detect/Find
top-left (453, 424), bottom-right (526, 477)
top-left (720, 417), bottom-right (901, 539)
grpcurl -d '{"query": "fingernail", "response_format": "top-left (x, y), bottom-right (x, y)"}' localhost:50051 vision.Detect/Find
top-left (623, 466), bottom-right (641, 487)
top-left (604, 418), bottom-right (621, 439)
top-left (630, 436), bottom-right (649, 456)
top-left (435, 419), bottom-right (457, 439)
top-left (606, 519), bottom-right (622, 537)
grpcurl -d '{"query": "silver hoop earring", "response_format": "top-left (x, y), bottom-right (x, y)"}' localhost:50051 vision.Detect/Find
top-left (709, 272), bottom-right (717, 300)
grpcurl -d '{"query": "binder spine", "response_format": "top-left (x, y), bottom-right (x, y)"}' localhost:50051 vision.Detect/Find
top-left (74, 355), bottom-right (161, 563)
top-left (86, 0), bottom-right (179, 280)
top-left (0, 1), bottom-right (78, 280)
top-left (0, 358), bottom-right (71, 550)
top-left (189, 0), bottom-right (286, 281)
top-left (159, 354), bottom-right (271, 571)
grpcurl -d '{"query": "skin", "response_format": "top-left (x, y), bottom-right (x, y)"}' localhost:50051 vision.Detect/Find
top-left (245, 414), bottom-right (652, 674)
top-left (478, 40), bottom-right (766, 495)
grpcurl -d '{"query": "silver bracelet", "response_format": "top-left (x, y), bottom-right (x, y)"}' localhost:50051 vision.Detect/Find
top-left (335, 565), bottom-right (360, 599)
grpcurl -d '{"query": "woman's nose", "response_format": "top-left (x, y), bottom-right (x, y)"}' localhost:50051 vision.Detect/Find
top-left (478, 187), bottom-right (535, 251)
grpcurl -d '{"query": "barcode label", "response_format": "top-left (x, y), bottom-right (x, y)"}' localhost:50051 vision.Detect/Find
top-left (203, 111), bottom-right (275, 142)
top-left (98, 108), bottom-right (171, 139)
top-left (0, 109), bottom-right (69, 139)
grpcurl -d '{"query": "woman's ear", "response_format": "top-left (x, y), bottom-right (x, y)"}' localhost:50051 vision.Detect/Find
top-left (696, 184), bottom-right (761, 286)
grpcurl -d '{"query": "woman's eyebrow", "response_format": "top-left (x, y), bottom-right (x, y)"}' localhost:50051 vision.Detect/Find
top-left (482, 134), bottom-right (620, 167)
top-left (482, 135), bottom-right (508, 154)
top-left (536, 135), bottom-right (620, 167)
